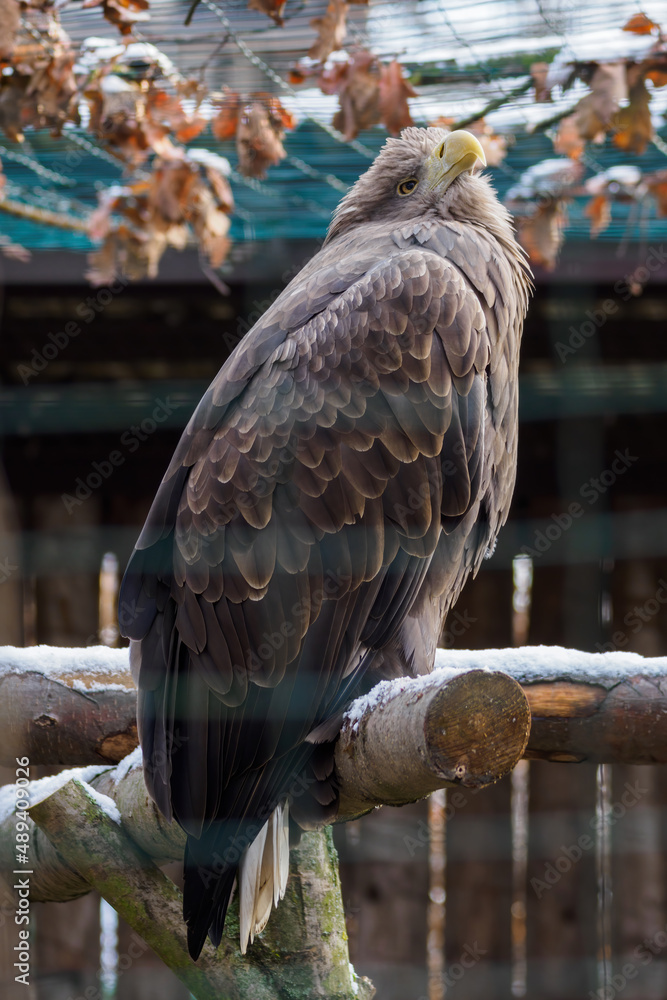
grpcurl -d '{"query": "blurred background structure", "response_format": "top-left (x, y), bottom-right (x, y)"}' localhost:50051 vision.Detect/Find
top-left (1, 0), bottom-right (667, 997)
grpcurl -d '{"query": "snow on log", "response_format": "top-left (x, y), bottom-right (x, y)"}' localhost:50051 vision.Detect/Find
top-left (436, 647), bottom-right (667, 764)
top-left (3, 645), bottom-right (667, 767)
top-left (0, 646), bottom-right (136, 766)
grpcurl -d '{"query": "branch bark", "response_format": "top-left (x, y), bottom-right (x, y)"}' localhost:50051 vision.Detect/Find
top-left (0, 665), bottom-right (531, 892)
top-left (2, 645), bottom-right (667, 767)
top-left (0, 646), bottom-right (136, 767)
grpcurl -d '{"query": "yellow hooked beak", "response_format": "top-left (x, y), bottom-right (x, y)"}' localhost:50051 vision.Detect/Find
top-left (425, 130), bottom-right (487, 193)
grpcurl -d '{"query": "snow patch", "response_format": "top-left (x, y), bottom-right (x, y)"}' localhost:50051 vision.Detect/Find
top-left (112, 746), bottom-right (143, 784)
top-left (344, 646), bottom-right (667, 731)
top-left (84, 783), bottom-right (122, 825)
top-left (344, 665), bottom-right (474, 732)
top-left (0, 645), bottom-right (133, 693)
top-left (434, 646), bottom-right (667, 689)
top-left (27, 765), bottom-right (113, 808)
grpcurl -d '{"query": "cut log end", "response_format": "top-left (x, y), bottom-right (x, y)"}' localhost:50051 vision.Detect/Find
top-left (424, 669), bottom-right (532, 787)
top-left (335, 668), bottom-right (531, 821)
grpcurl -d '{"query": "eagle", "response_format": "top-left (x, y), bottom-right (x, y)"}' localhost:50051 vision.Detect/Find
top-left (120, 126), bottom-right (532, 960)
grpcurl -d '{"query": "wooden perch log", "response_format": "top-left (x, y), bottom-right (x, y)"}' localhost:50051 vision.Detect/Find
top-left (0, 646), bottom-right (136, 766)
top-left (0, 665), bottom-right (531, 894)
top-left (436, 647), bottom-right (667, 765)
top-left (3, 645), bottom-right (667, 767)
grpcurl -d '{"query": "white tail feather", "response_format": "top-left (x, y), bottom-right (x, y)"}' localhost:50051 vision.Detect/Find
top-left (238, 801), bottom-right (291, 953)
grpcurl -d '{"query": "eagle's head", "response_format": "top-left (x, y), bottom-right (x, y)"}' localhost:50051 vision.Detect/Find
top-left (326, 126), bottom-right (509, 244)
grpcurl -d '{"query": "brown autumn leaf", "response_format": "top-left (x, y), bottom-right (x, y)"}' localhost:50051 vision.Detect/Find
top-left (212, 90), bottom-right (241, 140)
top-left (237, 101), bottom-right (287, 177)
top-left (553, 114), bottom-right (586, 160)
top-left (378, 60), bottom-right (416, 135)
top-left (571, 61), bottom-right (627, 143)
top-left (0, 0), bottom-right (20, 60)
top-left (585, 193), bottom-right (611, 238)
top-left (622, 12), bottom-right (659, 34)
top-left (2, 49), bottom-right (79, 138)
top-left (309, 0), bottom-right (348, 62)
top-left (0, 74), bottom-right (29, 141)
top-left (81, 0), bottom-right (150, 36)
top-left (468, 118), bottom-right (507, 166)
top-left (321, 51), bottom-right (380, 140)
top-left (147, 90), bottom-right (207, 143)
top-left (204, 165), bottom-right (234, 213)
top-left (288, 66), bottom-right (308, 85)
top-left (516, 200), bottom-right (567, 271)
top-left (248, 0), bottom-right (285, 25)
top-left (149, 158), bottom-right (199, 223)
top-left (612, 77), bottom-right (652, 153)
top-left (87, 155), bottom-right (233, 283)
top-left (530, 62), bottom-right (551, 102)
top-left (189, 185), bottom-right (231, 268)
top-left (255, 92), bottom-right (296, 131)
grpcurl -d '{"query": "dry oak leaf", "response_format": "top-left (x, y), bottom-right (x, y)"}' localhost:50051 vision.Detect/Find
top-left (623, 12), bottom-right (660, 35)
top-left (147, 90), bottom-right (207, 143)
top-left (378, 60), bottom-right (416, 135)
top-left (248, 0), bottom-right (285, 25)
top-left (585, 193), bottom-right (611, 238)
top-left (321, 51), bottom-right (380, 140)
top-left (256, 92), bottom-right (296, 130)
top-left (553, 114), bottom-right (586, 160)
top-left (0, 0), bottom-right (20, 60)
top-left (612, 77), bottom-right (652, 153)
top-left (82, 0), bottom-right (150, 35)
top-left (236, 100), bottom-right (287, 177)
top-left (309, 0), bottom-right (348, 63)
top-left (572, 61), bottom-right (628, 143)
top-left (212, 90), bottom-right (241, 140)
top-left (530, 62), bottom-right (551, 102)
top-left (517, 200), bottom-right (567, 271)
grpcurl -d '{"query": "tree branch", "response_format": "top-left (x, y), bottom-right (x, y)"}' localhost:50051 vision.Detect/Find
top-left (2, 645), bottom-right (667, 767)
top-left (25, 778), bottom-right (372, 1000)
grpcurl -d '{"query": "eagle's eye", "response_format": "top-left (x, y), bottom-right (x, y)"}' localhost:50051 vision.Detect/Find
top-left (397, 177), bottom-right (418, 196)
